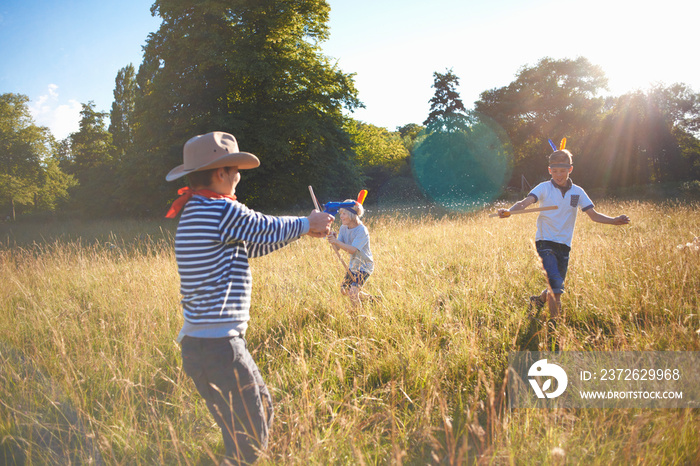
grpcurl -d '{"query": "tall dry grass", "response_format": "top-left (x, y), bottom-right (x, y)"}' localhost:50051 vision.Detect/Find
top-left (0, 200), bottom-right (698, 465)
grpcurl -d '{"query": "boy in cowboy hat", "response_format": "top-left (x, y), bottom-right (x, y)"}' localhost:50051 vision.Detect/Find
top-left (166, 131), bottom-right (333, 465)
top-left (498, 142), bottom-right (629, 326)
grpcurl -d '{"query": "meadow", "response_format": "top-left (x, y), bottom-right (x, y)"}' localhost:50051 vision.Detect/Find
top-left (0, 199), bottom-right (699, 465)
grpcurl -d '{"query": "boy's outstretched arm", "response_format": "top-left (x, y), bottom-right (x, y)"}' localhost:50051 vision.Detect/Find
top-left (585, 208), bottom-right (630, 225)
top-left (498, 194), bottom-right (536, 218)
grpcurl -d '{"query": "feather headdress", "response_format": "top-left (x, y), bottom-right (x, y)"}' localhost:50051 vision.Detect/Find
top-left (548, 138), bottom-right (566, 152)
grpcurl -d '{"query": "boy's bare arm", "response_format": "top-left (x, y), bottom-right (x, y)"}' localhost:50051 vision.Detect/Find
top-left (327, 233), bottom-right (358, 254)
top-left (498, 195), bottom-right (536, 217)
top-left (585, 208), bottom-right (630, 225)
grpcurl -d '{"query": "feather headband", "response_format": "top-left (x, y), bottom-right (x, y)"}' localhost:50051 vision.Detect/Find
top-left (548, 138), bottom-right (566, 152)
top-left (548, 138), bottom-right (570, 167)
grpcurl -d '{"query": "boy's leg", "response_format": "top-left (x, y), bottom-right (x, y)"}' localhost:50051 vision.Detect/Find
top-left (551, 246), bottom-right (569, 320)
top-left (531, 289), bottom-right (547, 309)
top-left (547, 292), bottom-right (562, 319)
top-left (340, 272), bottom-right (353, 297)
top-left (536, 243), bottom-right (567, 320)
top-left (343, 271), bottom-right (370, 306)
top-left (348, 285), bottom-right (362, 306)
top-left (181, 336), bottom-right (272, 465)
top-left (229, 338), bottom-right (273, 456)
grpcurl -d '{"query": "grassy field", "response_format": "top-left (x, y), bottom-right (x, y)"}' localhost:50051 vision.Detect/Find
top-left (0, 199), bottom-right (699, 465)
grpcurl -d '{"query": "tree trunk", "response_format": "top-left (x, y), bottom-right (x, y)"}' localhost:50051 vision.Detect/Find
top-left (11, 197), bottom-right (15, 221)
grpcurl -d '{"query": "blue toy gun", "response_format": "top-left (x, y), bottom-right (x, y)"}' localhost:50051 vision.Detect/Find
top-left (308, 187), bottom-right (367, 215)
top-left (323, 201), bottom-right (358, 215)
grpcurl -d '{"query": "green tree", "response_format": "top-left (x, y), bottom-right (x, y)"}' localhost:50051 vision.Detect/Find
top-left (68, 102), bottom-right (113, 175)
top-left (475, 57), bottom-right (608, 185)
top-left (129, 0), bottom-right (362, 214)
top-left (647, 83), bottom-right (700, 134)
top-left (675, 127), bottom-right (700, 180)
top-left (225, 0), bottom-right (363, 207)
top-left (417, 70), bottom-right (512, 209)
top-left (65, 102), bottom-right (116, 215)
top-left (0, 94), bottom-right (50, 220)
top-left (397, 123), bottom-right (424, 153)
top-left (0, 94), bottom-right (76, 219)
top-left (397, 123), bottom-right (424, 140)
top-left (586, 86), bottom-right (699, 188)
top-left (647, 84), bottom-right (700, 180)
top-left (35, 155), bottom-right (77, 212)
top-left (424, 69), bottom-right (467, 131)
top-left (345, 119), bottom-right (409, 194)
top-left (109, 64), bottom-right (137, 161)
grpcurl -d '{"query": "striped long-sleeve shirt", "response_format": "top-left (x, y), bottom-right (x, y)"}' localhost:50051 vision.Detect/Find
top-left (175, 195), bottom-right (309, 340)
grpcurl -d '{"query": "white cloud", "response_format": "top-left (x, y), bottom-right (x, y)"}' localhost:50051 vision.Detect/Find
top-left (29, 85), bottom-right (82, 140)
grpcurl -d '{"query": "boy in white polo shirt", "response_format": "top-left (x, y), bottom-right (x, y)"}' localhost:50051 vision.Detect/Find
top-left (498, 145), bottom-right (629, 324)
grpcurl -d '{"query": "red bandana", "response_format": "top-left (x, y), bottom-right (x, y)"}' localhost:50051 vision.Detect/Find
top-left (165, 187), bottom-right (237, 218)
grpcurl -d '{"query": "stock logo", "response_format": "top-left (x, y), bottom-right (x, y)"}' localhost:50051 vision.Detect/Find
top-left (528, 359), bottom-right (568, 399)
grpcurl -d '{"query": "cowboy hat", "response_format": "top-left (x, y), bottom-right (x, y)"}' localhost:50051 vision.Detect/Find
top-left (166, 131), bottom-right (260, 181)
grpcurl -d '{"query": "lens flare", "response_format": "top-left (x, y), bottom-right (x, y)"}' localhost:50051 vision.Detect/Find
top-left (411, 112), bottom-right (513, 212)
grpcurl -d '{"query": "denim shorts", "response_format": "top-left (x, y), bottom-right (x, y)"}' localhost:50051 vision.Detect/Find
top-left (536, 240), bottom-right (571, 294)
top-left (341, 270), bottom-right (370, 291)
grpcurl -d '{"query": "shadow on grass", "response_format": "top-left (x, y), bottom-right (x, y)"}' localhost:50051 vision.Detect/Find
top-left (0, 340), bottom-right (104, 465)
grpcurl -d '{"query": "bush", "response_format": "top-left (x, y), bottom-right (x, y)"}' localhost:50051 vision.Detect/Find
top-left (680, 180), bottom-right (700, 197)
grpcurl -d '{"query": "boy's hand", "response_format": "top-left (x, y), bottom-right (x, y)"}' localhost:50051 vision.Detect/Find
top-left (613, 215), bottom-right (630, 225)
top-left (307, 210), bottom-right (334, 237)
top-left (497, 209), bottom-right (511, 218)
top-left (326, 232), bottom-right (338, 245)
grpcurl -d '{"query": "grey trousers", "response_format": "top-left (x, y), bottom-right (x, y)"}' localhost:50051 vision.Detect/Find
top-left (181, 336), bottom-right (273, 465)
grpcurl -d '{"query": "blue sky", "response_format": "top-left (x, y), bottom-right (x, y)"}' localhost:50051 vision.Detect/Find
top-left (0, 0), bottom-right (160, 138)
top-left (1, 0), bottom-right (698, 139)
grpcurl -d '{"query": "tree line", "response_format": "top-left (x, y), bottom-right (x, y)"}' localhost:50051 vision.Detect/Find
top-left (1, 1), bottom-right (699, 220)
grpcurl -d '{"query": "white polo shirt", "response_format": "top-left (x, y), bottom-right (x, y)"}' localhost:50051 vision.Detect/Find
top-left (528, 180), bottom-right (594, 247)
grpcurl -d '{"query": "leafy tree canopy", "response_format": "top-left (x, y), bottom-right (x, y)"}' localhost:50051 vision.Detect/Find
top-left (646, 83), bottom-right (700, 134)
top-left (129, 0), bottom-right (362, 213)
top-left (63, 102), bottom-right (115, 215)
top-left (109, 64), bottom-right (137, 161)
top-left (0, 93), bottom-right (76, 219)
top-left (476, 57), bottom-right (607, 141)
top-left (424, 69), bottom-right (466, 130)
top-left (474, 57), bottom-right (609, 184)
top-left (583, 86), bottom-right (697, 188)
top-left (0, 94), bottom-right (51, 218)
top-left (345, 119), bottom-right (409, 195)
